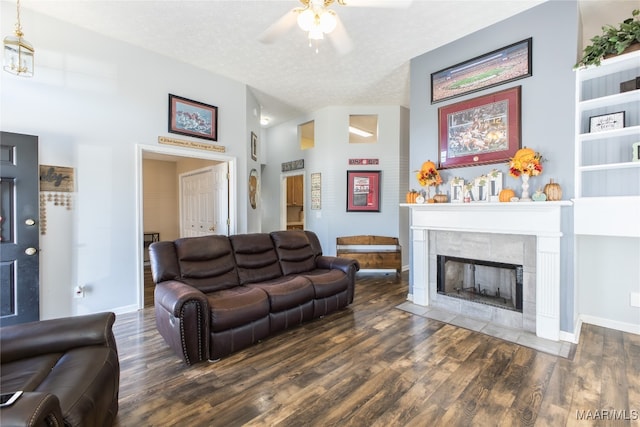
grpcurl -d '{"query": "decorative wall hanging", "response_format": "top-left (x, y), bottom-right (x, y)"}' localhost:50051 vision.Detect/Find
top-left (158, 136), bottom-right (225, 153)
top-left (311, 172), bottom-right (321, 210)
top-left (438, 86), bottom-right (521, 169)
top-left (39, 165), bottom-right (75, 235)
top-left (348, 158), bottom-right (379, 165)
top-left (431, 37), bottom-right (531, 104)
top-left (168, 94), bottom-right (218, 141)
top-left (251, 132), bottom-right (258, 161)
top-left (249, 169), bottom-right (258, 210)
top-left (346, 170), bottom-right (380, 212)
top-left (281, 159), bottom-right (304, 172)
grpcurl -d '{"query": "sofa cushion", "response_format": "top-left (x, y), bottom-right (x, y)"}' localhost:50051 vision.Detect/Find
top-left (270, 230), bottom-right (316, 275)
top-left (36, 347), bottom-right (119, 427)
top-left (208, 287), bottom-right (270, 332)
top-left (1, 353), bottom-right (63, 392)
top-left (174, 235), bottom-right (239, 293)
top-left (303, 269), bottom-right (350, 298)
top-left (230, 233), bottom-right (282, 284)
top-left (246, 276), bottom-right (314, 312)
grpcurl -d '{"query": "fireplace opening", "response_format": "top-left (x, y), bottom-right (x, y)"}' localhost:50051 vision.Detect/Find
top-left (437, 255), bottom-right (523, 312)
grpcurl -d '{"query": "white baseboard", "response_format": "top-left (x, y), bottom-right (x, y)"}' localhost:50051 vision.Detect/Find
top-left (580, 314), bottom-right (640, 335)
top-left (559, 318), bottom-right (582, 344)
top-left (110, 304), bottom-right (140, 316)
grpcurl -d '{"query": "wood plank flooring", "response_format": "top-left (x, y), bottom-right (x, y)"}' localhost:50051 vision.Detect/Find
top-left (115, 272), bottom-right (640, 426)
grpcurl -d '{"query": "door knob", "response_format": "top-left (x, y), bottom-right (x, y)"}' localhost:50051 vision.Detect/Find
top-left (25, 247), bottom-right (37, 256)
top-left (25, 219), bottom-right (36, 226)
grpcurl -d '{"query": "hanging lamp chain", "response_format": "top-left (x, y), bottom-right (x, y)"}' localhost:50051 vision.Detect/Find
top-left (14, 0), bottom-right (24, 37)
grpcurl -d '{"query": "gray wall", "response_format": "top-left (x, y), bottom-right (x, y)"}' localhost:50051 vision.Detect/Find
top-left (408, 0), bottom-right (579, 332)
top-left (262, 105), bottom-right (409, 258)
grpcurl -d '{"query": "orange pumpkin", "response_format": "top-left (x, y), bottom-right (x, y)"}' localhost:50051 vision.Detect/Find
top-left (499, 188), bottom-right (515, 202)
top-left (406, 191), bottom-right (419, 204)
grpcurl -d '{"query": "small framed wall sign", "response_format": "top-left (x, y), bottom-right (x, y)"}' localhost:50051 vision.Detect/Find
top-left (346, 170), bottom-right (380, 212)
top-left (589, 111), bottom-right (625, 133)
top-left (633, 142), bottom-right (640, 162)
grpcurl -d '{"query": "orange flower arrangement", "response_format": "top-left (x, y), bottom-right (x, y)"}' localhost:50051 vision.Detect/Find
top-left (508, 147), bottom-right (543, 178)
top-left (416, 160), bottom-right (443, 188)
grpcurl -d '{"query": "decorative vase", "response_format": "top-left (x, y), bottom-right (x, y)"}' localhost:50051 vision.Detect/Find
top-left (520, 174), bottom-right (531, 201)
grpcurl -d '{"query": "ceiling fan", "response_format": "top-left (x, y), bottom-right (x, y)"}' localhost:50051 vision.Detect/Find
top-left (259, 0), bottom-right (413, 55)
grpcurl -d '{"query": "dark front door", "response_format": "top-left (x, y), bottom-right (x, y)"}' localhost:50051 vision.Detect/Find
top-left (0, 131), bottom-right (39, 326)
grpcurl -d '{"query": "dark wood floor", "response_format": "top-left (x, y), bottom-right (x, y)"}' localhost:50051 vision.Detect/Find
top-left (117, 272), bottom-right (639, 426)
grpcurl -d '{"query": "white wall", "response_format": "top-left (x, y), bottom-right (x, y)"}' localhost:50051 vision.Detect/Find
top-left (1, 4), bottom-right (256, 318)
top-left (409, 1), bottom-right (579, 333)
top-left (262, 105), bottom-right (409, 257)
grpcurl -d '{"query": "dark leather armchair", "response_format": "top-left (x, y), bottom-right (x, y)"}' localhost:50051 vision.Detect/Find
top-left (0, 312), bottom-right (120, 426)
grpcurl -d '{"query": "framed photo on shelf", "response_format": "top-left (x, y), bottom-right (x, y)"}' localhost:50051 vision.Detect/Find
top-left (168, 94), bottom-right (218, 141)
top-left (438, 86), bottom-right (521, 169)
top-left (589, 111), bottom-right (625, 133)
top-left (346, 170), bottom-right (381, 212)
top-left (250, 132), bottom-right (258, 161)
top-left (431, 38), bottom-right (532, 104)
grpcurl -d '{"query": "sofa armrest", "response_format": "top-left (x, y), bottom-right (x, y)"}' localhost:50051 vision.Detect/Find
top-left (0, 392), bottom-right (64, 427)
top-left (0, 312), bottom-right (116, 364)
top-left (154, 281), bottom-right (210, 365)
top-left (316, 255), bottom-right (360, 275)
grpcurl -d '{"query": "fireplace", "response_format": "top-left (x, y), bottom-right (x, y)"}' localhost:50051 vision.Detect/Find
top-left (437, 255), bottom-right (523, 312)
top-left (404, 201), bottom-right (570, 341)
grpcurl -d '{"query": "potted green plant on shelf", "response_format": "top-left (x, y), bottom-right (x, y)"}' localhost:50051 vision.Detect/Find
top-left (575, 9), bottom-right (640, 68)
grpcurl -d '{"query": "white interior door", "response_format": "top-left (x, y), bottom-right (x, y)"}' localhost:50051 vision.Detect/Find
top-left (180, 163), bottom-right (229, 237)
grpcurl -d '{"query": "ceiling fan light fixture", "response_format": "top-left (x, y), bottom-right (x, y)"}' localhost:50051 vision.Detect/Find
top-left (319, 10), bottom-right (337, 34)
top-left (308, 27), bottom-right (324, 40)
top-left (297, 8), bottom-right (316, 31)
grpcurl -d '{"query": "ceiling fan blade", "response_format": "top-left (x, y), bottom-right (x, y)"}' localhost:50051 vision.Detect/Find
top-left (328, 15), bottom-right (353, 55)
top-left (339, 0), bottom-right (413, 7)
top-left (258, 9), bottom-right (299, 44)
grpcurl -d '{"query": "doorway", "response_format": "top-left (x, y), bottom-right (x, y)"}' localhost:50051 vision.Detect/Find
top-left (281, 172), bottom-right (305, 231)
top-left (137, 144), bottom-right (236, 309)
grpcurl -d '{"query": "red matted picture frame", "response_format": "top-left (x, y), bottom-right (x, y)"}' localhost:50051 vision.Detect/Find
top-left (168, 94), bottom-right (218, 141)
top-left (346, 170), bottom-right (381, 212)
top-left (438, 86), bottom-right (521, 169)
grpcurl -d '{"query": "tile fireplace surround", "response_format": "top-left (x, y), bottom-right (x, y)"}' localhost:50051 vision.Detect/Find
top-left (402, 201), bottom-right (571, 342)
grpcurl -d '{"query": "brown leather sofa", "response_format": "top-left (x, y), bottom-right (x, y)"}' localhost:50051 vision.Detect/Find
top-left (150, 230), bottom-right (359, 365)
top-left (0, 312), bottom-right (120, 426)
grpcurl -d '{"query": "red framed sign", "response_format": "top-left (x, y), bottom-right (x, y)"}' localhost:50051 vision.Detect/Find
top-left (346, 170), bottom-right (380, 212)
top-left (438, 86), bottom-right (521, 169)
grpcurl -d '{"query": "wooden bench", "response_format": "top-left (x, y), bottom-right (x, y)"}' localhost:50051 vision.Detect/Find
top-left (336, 235), bottom-right (402, 275)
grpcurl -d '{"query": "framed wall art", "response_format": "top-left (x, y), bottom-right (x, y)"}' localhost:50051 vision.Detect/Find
top-left (438, 86), bottom-right (521, 169)
top-left (251, 132), bottom-right (258, 161)
top-left (431, 38), bottom-right (532, 104)
top-left (168, 94), bottom-right (218, 141)
top-left (589, 111), bottom-right (625, 133)
top-left (346, 170), bottom-right (380, 212)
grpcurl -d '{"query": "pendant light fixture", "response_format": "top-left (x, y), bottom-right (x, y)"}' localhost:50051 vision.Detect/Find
top-left (3, 0), bottom-right (34, 77)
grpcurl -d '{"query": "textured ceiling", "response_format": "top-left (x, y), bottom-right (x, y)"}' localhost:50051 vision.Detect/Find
top-left (16, 0), bottom-right (632, 127)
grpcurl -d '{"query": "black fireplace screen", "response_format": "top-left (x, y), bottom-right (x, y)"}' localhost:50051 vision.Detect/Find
top-left (437, 255), bottom-right (523, 312)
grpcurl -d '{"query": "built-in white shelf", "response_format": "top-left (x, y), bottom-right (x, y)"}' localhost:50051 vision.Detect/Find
top-left (578, 125), bottom-right (640, 141)
top-left (578, 89), bottom-right (640, 111)
top-left (579, 161), bottom-right (640, 172)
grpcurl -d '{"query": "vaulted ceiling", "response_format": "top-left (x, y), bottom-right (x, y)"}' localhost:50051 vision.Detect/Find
top-left (18, 0), bottom-right (634, 127)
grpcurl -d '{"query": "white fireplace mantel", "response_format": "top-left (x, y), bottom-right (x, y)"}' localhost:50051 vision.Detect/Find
top-left (401, 201), bottom-right (572, 341)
